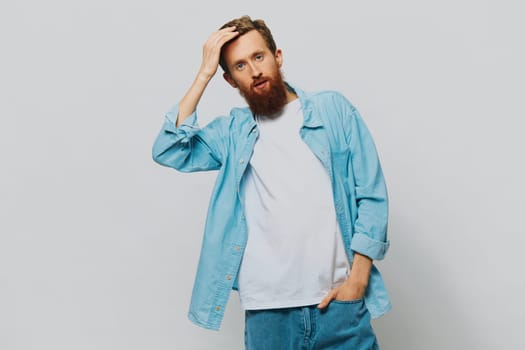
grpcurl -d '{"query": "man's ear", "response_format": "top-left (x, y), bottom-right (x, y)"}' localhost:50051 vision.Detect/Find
top-left (223, 73), bottom-right (238, 88)
top-left (275, 49), bottom-right (283, 68)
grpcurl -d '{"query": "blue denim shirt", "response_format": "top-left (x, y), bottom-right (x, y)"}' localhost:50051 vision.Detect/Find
top-left (152, 84), bottom-right (391, 330)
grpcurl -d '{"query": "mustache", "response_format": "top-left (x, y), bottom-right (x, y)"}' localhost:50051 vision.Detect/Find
top-left (250, 75), bottom-right (268, 88)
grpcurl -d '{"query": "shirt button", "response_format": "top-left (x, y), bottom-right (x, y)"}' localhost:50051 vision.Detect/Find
top-left (226, 274), bottom-right (232, 280)
top-left (239, 159), bottom-right (244, 164)
top-left (234, 245), bottom-right (241, 251)
top-left (215, 306), bottom-right (221, 312)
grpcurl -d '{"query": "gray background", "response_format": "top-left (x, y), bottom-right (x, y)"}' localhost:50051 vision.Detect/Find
top-left (1, 0), bottom-right (524, 349)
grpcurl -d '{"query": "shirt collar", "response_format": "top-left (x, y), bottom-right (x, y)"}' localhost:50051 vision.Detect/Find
top-left (285, 82), bottom-right (323, 128)
top-left (232, 82), bottom-right (324, 130)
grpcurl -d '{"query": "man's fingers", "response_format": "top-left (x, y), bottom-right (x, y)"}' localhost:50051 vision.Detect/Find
top-left (204, 27), bottom-right (239, 56)
top-left (220, 25), bottom-right (237, 32)
top-left (215, 27), bottom-right (239, 47)
top-left (211, 26), bottom-right (238, 44)
top-left (317, 291), bottom-right (336, 309)
top-left (317, 296), bottom-right (332, 309)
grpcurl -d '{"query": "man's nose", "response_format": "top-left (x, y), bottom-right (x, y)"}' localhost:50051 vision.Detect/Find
top-left (249, 64), bottom-right (262, 78)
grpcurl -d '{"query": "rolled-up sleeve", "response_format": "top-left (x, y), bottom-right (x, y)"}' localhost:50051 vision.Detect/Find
top-left (152, 104), bottom-right (229, 172)
top-left (344, 102), bottom-right (390, 261)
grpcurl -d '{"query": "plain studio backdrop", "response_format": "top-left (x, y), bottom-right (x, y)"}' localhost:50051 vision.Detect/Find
top-left (1, 0), bottom-right (524, 349)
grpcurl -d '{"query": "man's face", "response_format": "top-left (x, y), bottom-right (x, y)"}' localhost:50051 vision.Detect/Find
top-left (222, 30), bottom-right (289, 116)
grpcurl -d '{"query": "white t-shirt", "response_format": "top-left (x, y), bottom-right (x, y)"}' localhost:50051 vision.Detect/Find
top-left (238, 98), bottom-right (349, 310)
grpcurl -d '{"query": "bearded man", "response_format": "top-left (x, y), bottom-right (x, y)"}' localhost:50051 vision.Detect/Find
top-left (152, 15), bottom-right (391, 350)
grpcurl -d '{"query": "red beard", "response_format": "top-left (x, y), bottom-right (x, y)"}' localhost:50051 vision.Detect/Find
top-left (238, 70), bottom-right (288, 118)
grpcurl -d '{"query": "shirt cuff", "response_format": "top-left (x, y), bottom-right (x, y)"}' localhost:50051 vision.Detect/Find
top-left (163, 104), bottom-right (199, 134)
top-left (350, 233), bottom-right (390, 261)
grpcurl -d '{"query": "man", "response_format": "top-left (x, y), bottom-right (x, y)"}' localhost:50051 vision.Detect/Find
top-left (153, 16), bottom-right (390, 349)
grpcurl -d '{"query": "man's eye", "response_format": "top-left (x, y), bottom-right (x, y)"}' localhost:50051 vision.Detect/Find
top-left (255, 54), bottom-right (263, 61)
top-left (236, 63), bottom-right (245, 70)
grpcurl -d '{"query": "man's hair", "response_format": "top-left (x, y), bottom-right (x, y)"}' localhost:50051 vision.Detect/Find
top-left (219, 16), bottom-right (277, 74)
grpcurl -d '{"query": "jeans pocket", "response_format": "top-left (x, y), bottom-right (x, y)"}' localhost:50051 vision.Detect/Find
top-left (331, 298), bottom-right (364, 305)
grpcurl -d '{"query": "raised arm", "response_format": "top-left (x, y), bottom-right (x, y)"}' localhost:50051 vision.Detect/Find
top-left (176, 26), bottom-right (239, 126)
top-left (152, 27), bottom-right (239, 172)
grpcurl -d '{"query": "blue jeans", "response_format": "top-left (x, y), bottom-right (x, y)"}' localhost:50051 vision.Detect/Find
top-left (244, 299), bottom-right (379, 350)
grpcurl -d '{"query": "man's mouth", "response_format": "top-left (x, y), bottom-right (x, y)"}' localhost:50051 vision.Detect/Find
top-left (252, 79), bottom-right (269, 91)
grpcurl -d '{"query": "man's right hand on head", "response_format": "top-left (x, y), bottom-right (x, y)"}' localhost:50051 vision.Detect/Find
top-left (174, 27), bottom-right (238, 127)
top-left (198, 26), bottom-right (239, 81)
